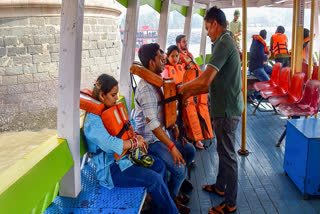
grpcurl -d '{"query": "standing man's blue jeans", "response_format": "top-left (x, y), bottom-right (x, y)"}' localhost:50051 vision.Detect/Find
top-left (253, 64), bottom-right (273, 81)
top-left (148, 140), bottom-right (195, 200)
top-left (110, 155), bottom-right (178, 214)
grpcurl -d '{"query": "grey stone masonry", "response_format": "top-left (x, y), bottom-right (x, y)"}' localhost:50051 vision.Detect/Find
top-left (4, 36), bottom-right (18, 46)
top-left (0, 48), bottom-right (5, 57)
top-left (18, 74), bottom-right (33, 84)
top-left (32, 54), bottom-right (51, 64)
top-left (7, 47), bottom-right (26, 56)
top-left (0, 15), bottom-right (121, 131)
top-left (0, 37), bottom-right (4, 47)
top-left (5, 66), bottom-right (23, 75)
top-left (28, 45), bottom-right (43, 55)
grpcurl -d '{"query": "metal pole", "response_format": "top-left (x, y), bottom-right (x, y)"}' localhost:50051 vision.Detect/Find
top-left (291, 0), bottom-right (297, 75)
top-left (238, 0), bottom-right (249, 156)
top-left (307, 0), bottom-right (315, 79)
top-left (295, 0), bottom-right (305, 75)
top-left (315, 0), bottom-right (319, 118)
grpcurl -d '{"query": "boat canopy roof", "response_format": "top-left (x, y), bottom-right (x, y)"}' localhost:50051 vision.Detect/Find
top-left (121, 0), bottom-right (312, 11)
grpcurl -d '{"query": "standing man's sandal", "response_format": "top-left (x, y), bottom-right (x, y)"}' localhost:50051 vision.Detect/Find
top-left (208, 201), bottom-right (237, 214)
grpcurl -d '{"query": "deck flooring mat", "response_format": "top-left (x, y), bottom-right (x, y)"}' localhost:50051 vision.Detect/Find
top-left (45, 164), bottom-right (146, 214)
top-left (187, 104), bottom-right (320, 214)
top-left (45, 104), bottom-right (320, 214)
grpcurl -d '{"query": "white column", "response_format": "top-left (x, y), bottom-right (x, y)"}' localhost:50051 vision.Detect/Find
top-left (183, 0), bottom-right (194, 46)
top-left (199, 6), bottom-right (208, 70)
top-left (119, 0), bottom-right (140, 115)
top-left (57, 0), bottom-right (84, 197)
top-left (158, 0), bottom-right (171, 50)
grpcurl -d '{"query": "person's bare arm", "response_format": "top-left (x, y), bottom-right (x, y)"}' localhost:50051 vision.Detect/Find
top-left (234, 32), bottom-right (242, 37)
top-left (152, 126), bottom-right (186, 167)
top-left (178, 65), bottom-right (218, 100)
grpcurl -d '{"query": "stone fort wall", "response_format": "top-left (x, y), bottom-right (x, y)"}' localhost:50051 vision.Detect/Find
top-left (0, 1), bottom-right (122, 131)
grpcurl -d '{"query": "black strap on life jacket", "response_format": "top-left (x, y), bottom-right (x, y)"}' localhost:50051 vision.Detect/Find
top-left (116, 121), bottom-right (131, 139)
top-left (134, 85), bottom-right (169, 108)
top-left (176, 95), bottom-right (193, 178)
top-left (193, 68), bottom-right (199, 104)
top-left (177, 95), bottom-right (187, 157)
top-left (303, 40), bottom-right (310, 49)
top-left (80, 90), bottom-right (92, 97)
top-left (274, 42), bottom-right (289, 55)
top-left (130, 73), bottom-right (137, 94)
top-left (151, 85), bottom-right (179, 107)
top-left (157, 95), bottom-right (179, 106)
top-left (196, 111), bottom-right (212, 149)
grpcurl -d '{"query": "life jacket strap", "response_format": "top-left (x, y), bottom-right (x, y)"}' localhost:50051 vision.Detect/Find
top-left (186, 61), bottom-right (195, 70)
top-left (80, 90), bottom-right (92, 97)
top-left (197, 111), bottom-right (210, 140)
top-left (303, 40), bottom-right (310, 49)
top-left (116, 121), bottom-right (131, 139)
top-left (158, 95), bottom-right (179, 106)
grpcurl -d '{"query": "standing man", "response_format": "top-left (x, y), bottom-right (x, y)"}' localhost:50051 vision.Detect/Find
top-left (230, 9), bottom-right (242, 48)
top-left (270, 26), bottom-right (291, 67)
top-left (178, 6), bottom-right (244, 214)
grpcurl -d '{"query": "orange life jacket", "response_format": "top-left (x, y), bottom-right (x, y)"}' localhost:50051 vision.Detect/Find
top-left (80, 90), bottom-right (134, 161)
top-left (130, 62), bottom-right (163, 87)
top-left (183, 103), bottom-right (203, 141)
top-left (163, 64), bottom-right (185, 85)
top-left (271, 33), bottom-right (289, 56)
top-left (252, 35), bottom-right (269, 53)
top-left (183, 95), bottom-right (213, 141)
top-left (303, 36), bottom-right (310, 61)
top-left (196, 94), bottom-right (214, 140)
top-left (181, 63), bottom-right (214, 141)
top-left (179, 49), bottom-right (202, 72)
top-left (162, 79), bottom-right (177, 128)
top-left (130, 63), bottom-right (177, 128)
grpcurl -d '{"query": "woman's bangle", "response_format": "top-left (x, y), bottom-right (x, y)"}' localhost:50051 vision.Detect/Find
top-left (129, 138), bottom-right (138, 152)
top-left (168, 142), bottom-right (175, 151)
top-left (129, 139), bottom-right (133, 151)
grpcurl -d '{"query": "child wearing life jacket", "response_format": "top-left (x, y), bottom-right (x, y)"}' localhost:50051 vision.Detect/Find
top-left (83, 74), bottom-right (178, 214)
top-left (163, 45), bottom-right (205, 150)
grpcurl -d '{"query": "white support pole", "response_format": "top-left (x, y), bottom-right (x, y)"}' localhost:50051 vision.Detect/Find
top-left (199, 5), bottom-right (208, 70)
top-left (158, 0), bottom-right (171, 50)
top-left (119, 0), bottom-right (140, 115)
top-left (183, 0), bottom-right (194, 46)
top-left (57, 0), bottom-right (84, 197)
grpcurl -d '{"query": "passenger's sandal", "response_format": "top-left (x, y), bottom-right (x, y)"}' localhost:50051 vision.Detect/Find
top-left (208, 201), bottom-right (237, 214)
top-left (202, 184), bottom-right (225, 197)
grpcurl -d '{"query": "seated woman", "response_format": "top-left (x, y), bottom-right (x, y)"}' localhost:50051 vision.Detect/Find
top-left (83, 74), bottom-right (179, 214)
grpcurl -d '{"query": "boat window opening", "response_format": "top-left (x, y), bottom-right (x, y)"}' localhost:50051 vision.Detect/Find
top-left (165, 10), bottom-right (185, 51)
top-left (188, 13), bottom-right (203, 57)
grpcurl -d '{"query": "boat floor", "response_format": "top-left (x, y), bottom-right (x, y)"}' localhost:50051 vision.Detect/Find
top-left (187, 103), bottom-right (320, 214)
